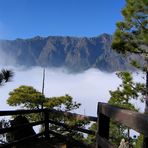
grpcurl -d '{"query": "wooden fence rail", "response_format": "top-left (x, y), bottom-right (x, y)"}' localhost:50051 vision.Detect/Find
top-left (1, 102), bottom-right (148, 148)
top-left (96, 102), bottom-right (148, 148)
top-left (0, 108), bottom-right (97, 148)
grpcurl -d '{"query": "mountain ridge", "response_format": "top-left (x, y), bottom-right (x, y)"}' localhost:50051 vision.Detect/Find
top-left (0, 34), bottom-right (133, 72)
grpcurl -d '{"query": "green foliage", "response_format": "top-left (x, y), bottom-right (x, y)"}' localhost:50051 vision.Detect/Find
top-left (112, 2), bottom-right (147, 144)
top-left (45, 95), bottom-right (88, 140)
top-left (108, 72), bottom-right (144, 146)
top-left (109, 120), bottom-right (126, 145)
top-left (85, 123), bottom-right (96, 144)
top-left (7, 85), bottom-right (46, 109)
top-left (7, 85), bottom-right (88, 140)
top-left (7, 86), bottom-right (81, 111)
top-left (112, 0), bottom-right (148, 55)
top-left (44, 95), bottom-right (81, 111)
top-left (0, 69), bottom-right (13, 142)
top-left (0, 119), bottom-right (10, 142)
top-left (0, 69), bottom-right (13, 86)
top-left (49, 115), bottom-right (89, 141)
top-left (109, 72), bottom-right (145, 109)
top-left (135, 135), bottom-right (143, 148)
top-left (84, 72), bottom-right (145, 146)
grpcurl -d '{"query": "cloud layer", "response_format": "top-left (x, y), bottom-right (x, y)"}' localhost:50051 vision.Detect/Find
top-left (0, 66), bottom-right (145, 116)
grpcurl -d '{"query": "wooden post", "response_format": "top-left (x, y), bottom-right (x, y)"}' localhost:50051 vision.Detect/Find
top-left (143, 137), bottom-right (148, 148)
top-left (143, 70), bottom-right (148, 148)
top-left (44, 109), bottom-right (49, 139)
top-left (96, 102), bottom-right (110, 148)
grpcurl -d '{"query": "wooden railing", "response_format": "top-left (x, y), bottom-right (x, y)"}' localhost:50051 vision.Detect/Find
top-left (0, 108), bottom-right (97, 148)
top-left (96, 102), bottom-right (148, 148)
top-left (1, 102), bottom-right (148, 148)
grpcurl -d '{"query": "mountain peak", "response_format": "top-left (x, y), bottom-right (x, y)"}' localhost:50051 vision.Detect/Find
top-left (0, 34), bottom-right (133, 72)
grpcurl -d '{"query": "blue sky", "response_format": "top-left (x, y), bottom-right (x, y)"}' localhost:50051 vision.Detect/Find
top-left (0, 0), bottom-right (125, 39)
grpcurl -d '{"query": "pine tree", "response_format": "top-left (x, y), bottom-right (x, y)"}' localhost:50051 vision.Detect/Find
top-left (112, 0), bottom-right (148, 55)
top-left (112, 0), bottom-right (148, 145)
top-left (108, 72), bottom-right (144, 146)
top-left (7, 85), bottom-right (87, 141)
top-left (0, 69), bottom-right (13, 86)
top-left (112, 0), bottom-right (148, 111)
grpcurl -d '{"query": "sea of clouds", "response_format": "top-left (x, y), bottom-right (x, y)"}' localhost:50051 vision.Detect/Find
top-left (0, 65), bottom-right (145, 116)
top-left (0, 45), bottom-right (146, 116)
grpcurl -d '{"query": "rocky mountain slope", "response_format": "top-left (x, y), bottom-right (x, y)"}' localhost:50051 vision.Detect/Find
top-left (0, 34), bottom-right (133, 72)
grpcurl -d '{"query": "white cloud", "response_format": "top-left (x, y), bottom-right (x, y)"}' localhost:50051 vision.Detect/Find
top-left (0, 66), bottom-right (145, 116)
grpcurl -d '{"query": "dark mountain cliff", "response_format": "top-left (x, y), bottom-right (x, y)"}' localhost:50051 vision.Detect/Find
top-left (0, 34), bottom-right (133, 72)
